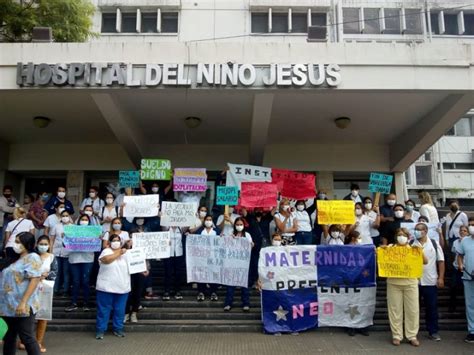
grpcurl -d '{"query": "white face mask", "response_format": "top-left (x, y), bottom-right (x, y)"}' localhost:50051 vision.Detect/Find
top-left (235, 225), bottom-right (244, 232)
top-left (112, 223), bottom-right (122, 231)
top-left (330, 231), bottom-right (340, 239)
top-left (89, 192), bottom-right (96, 198)
top-left (57, 192), bottom-right (66, 199)
top-left (296, 205), bottom-right (305, 211)
top-left (13, 242), bottom-right (24, 254)
top-left (282, 205), bottom-right (290, 211)
top-left (204, 220), bottom-right (213, 228)
top-left (199, 211), bottom-right (207, 218)
top-left (79, 220), bottom-right (89, 226)
top-left (151, 187), bottom-right (159, 193)
top-left (61, 216), bottom-right (69, 224)
top-left (37, 245), bottom-right (49, 254)
top-left (106, 198), bottom-right (114, 205)
top-left (351, 190), bottom-right (359, 197)
top-left (397, 235), bottom-right (408, 245)
top-left (110, 241), bottom-right (121, 250)
top-left (272, 241), bottom-right (281, 247)
top-left (319, 194), bottom-right (326, 200)
top-left (469, 226), bottom-right (474, 236)
top-left (365, 203), bottom-right (372, 210)
top-left (135, 219), bottom-right (144, 226)
top-left (84, 210), bottom-right (93, 216)
top-left (387, 199), bottom-right (396, 206)
top-left (394, 210), bottom-right (404, 218)
top-left (355, 209), bottom-right (363, 216)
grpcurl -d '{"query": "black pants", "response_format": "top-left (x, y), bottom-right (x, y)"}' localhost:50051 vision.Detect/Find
top-left (4, 247), bottom-right (17, 266)
top-left (163, 256), bottom-right (184, 294)
top-left (127, 273), bottom-right (146, 313)
top-left (3, 314), bottom-right (40, 355)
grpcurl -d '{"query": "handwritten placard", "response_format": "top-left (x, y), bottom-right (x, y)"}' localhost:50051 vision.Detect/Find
top-left (369, 173), bottom-right (393, 194)
top-left (317, 200), bottom-right (355, 225)
top-left (119, 170), bottom-right (140, 188)
top-left (216, 186), bottom-right (239, 206)
top-left (131, 232), bottom-right (171, 259)
top-left (126, 248), bottom-right (148, 274)
top-left (140, 159), bottom-right (172, 181)
top-left (377, 246), bottom-right (423, 278)
top-left (160, 201), bottom-right (196, 227)
top-left (240, 182), bottom-right (278, 208)
top-left (173, 168), bottom-right (207, 192)
top-left (63, 225), bottom-right (102, 252)
top-left (123, 194), bottom-right (159, 218)
top-left (186, 234), bottom-right (252, 287)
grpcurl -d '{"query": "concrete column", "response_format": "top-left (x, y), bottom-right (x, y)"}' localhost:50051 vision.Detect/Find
top-left (317, 171), bottom-right (334, 199)
top-left (67, 171), bottom-right (85, 214)
top-left (393, 172), bottom-right (407, 204)
top-left (249, 94), bottom-right (274, 165)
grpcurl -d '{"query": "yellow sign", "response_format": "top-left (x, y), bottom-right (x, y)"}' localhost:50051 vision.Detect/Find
top-left (377, 246), bottom-right (423, 278)
top-left (317, 200), bottom-right (355, 225)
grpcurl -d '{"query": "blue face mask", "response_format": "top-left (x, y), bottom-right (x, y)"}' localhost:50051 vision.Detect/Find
top-left (414, 230), bottom-right (423, 239)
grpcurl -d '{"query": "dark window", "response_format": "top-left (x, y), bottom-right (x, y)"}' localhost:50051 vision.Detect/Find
top-left (122, 12), bottom-right (137, 33)
top-left (272, 13), bottom-right (288, 33)
top-left (292, 13), bottom-right (307, 33)
top-left (404, 8), bottom-right (422, 34)
top-left (311, 13), bottom-right (327, 27)
top-left (364, 8), bottom-right (380, 34)
top-left (251, 13), bottom-right (268, 33)
top-left (455, 118), bottom-right (471, 136)
top-left (442, 163), bottom-right (455, 169)
top-left (162, 12), bottom-right (178, 33)
top-left (424, 152), bottom-right (432, 161)
top-left (465, 14), bottom-right (474, 35)
top-left (102, 13), bottom-right (117, 33)
top-left (430, 13), bottom-right (440, 34)
top-left (415, 165), bottom-right (432, 185)
top-left (444, 14), bottom-right (458, 35)
top-left (384, 8), bottom-right (401, 34)
top-left (445, 126), bottom-right (455, 136)
top-left (142, 12), bottom-right (157, 33)
top-left (343, 8), bottom-right (360, 33)
top-left (455, 163), bottom-right (474, 170)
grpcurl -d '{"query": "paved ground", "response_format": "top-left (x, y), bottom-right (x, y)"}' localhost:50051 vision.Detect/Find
top-left (6, 331), bottom-right (472, 355)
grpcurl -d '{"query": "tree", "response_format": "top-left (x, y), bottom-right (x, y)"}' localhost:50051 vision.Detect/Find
top-left (0, 0), bottom-right (96, 42)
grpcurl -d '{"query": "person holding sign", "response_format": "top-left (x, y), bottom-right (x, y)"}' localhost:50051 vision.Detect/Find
top-left (100, 192), bottom-right (120, 233)
top-left (50, 210), bottom-right (72, 296)
top-left (95, 234), bottom-right (131, 340)
top-left (217, 206), bottom-right (240, 236)
top-left (223, 218), bottom-right (253, 312)
top-left (363, 197), bottom-right (381, 246)
top-left (161, 226), bottom-right (185, 301)
top-left (273, 199), bottom-right (298, 246)
top-left (383, 228), bottom-right (427, 347)
top-left (321, 224), bottom-right (345, 245)
top-left (345, 203), bottom-right (374, 245)
top-left (294, 200), bottom-right (313, 245)
top-left (381, 204), bottom-right (413, 246)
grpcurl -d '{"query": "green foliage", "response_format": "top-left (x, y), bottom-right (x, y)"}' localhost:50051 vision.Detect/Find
top-left (0, 0), bottom-right (96, 42)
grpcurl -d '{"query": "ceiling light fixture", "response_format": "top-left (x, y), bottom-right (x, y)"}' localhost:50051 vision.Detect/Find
top-left (184, 116), bottom-right (202, 129)
top-left (334, 116), bottom-right (351, 129)
top-left (33, 116), bottom-right (51, 128)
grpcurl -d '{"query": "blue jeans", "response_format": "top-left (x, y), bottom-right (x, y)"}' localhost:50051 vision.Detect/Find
top-left (96, 290), bottom-right (128, 333)
top-left (420, 285), bottom-right (439, 335)
top-left (224, 286), bottom-right (250, 307)
top-left (69, 262), bottom-right (93, 305)
top-left (54, 256), bottom-right (70, 293)
top-left (464, 280), bottom-right (474, 334)
top-left (295, 231), bottom-right (313, 245)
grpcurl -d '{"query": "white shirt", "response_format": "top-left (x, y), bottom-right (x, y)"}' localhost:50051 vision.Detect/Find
top-left (294, 211), bottom-right (312, 232)
top-left (274, 212), bottom-right (296, 237)
top-left (365, 210), bottom-right (379, 237)
top-left (233, 231), bottom-right (253, 244)
top-left (44, 214), bottom-right (60, 234)
top-left (419, 204), bottom-right (439, 224)
top-left (413, 237), bottom-right (444, 286)
top-left (200, 228), bottom-right (218, 236)
top-left (167, 227), bottom-right (183, 257)
top-left (100, 206), bottom-right (119, 233)
top-left (321, 233), bottom-right (344, 245)
top-left (216, 213), bottom-right (240, 236)
top-left (355, 214), bottom-right (373, 245)
top-left (40, 254), bottom-right (55, 274)
top-left (80, 197), bottom-right (105, 215)
top-left (5, 218), bottom-right (35, 248)
top-left (96, 248), bottom-right (131, 294)
top-left (444, 211), bottom-right (468, 241)
top-left (50, 222), bottom-right (71, 258)
top-left (102, 230), bottom-right (130, 244)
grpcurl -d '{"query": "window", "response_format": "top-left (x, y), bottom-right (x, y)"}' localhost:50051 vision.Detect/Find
top-left (122, 12), bottom-right (137, 33)
top-left (272, 13), bottom-right (288, 33)
top-left (384, 8), bottom-right (401, 34)
top-left (311, 13), bottom-right (327, 27)
top-left (424, 152), bottom-right (432, 161)
top-left (343, 8), bottom-right (360, 34)
top-left (141, 12), bottom-right (157, 33)
top-left (404, 8), bottom-right (422, 34)
top-left (429, 13), bottom-right (440, 34)
top-left (445, 126), bottom-right (455, 136)
top-left (162, 12), bottom-right (178, 33)
top-left (101, 13), bottom-right (117, 33)
top-left (363, 8), bottom-right (380, 34)
top-left (415, 165), bottom-right (432, 185)
top-left (292, 13), bottom-right (307, 33)
top-left (455, 163), bottom-right (474, 170)
top-left (465, 14), bottom-right (474, 35)
top-left (251, 13), bottom-right (268, 33)
top-left (455, 118), bottom-right (472, 136)
top-left (444, 14), bottom-right (458, 35)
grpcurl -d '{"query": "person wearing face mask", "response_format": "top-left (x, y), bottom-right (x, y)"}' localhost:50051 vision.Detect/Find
top-left (78, 205), bottom-right (100, 226)
top-left (195, 215), bottom-right (222, 301)
top-left (3, 207), bottom-right (35, 264)
top-left (0, 232), bottom-right (42, 355)
top-left (418, 191), bottom-right (439, 224)
top-left (189, 206), bottom-right (209, 233)
top-left (217, 205), bottom-right (241, 236)
top-left (443, 200), bottom-right (468, 250)
top-left (410, 222), bottom-right (445, 342)
top-left (22, 194), bottom-right (34, 212)
top-left (345, 203), bottom-right (373, 245)
top-left (95, 234), bottom-right (131, 340)
top-left (80, 186), bottom-right (104, 217)
top-left (44, 186), bottom-right (74, 216)
top-left (343, 183), bottom-right (364, 204)
top-left (0, 185), bottom-right (19, 240)
top-left (381, 204), bottom-right (412, 246)
top-left (102, 217), bottom-right (130, 249)
top-left (362, 197), bottom-right (381, 246)
top-left (450, 225), bottom-right (469, 313)
top-left (28, 192), bottom-right (48, 238)
top-left (380, 193), bottom-right (397, 224)
top-left (271, 232), bottom-right (283, 246)
top-left (65, 215), bottom-right (97, 312)
top-left (140, 181), bottom-right (172, 204)
top-left (384, 228), bottom-right (427, 347)
top-left (50, 210), bottom-right (72, 296)
top-left (44, 202), bottom-right (67, 237)
top-left (321, 224), bottom-right (344, 245)
top-left (274, 199), bottom-right (298, 246)
top-left (293, 200), bottom-right (313, 245)
top-left (223, 217), bottom-right (253, 312)
top-left (404, 199), bottom-right (420, 223)
top-left (456, 218), bottom-right (474, 343)
top-left (100, 193), bottom-right (120, 233)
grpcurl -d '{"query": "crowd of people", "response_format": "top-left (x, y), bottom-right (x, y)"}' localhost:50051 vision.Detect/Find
top-left (0, 179), bottom-right (474, 354)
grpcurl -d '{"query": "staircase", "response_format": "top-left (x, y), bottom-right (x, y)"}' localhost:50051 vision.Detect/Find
top-left (48, 261), bottom-right (467, 333)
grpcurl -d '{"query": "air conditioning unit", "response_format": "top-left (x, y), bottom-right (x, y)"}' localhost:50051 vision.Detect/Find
top-left (32, 27), bottom-right (53, 43)
top-left (307, 25), bottom-right (327, 42)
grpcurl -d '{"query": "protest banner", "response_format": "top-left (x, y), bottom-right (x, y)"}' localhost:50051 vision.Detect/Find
top-left (186, 234), bottom-right (252, 287)
top-left (226, 163), bottom-right (272, 190)
top-left (173, 168), bottom-right (207, 192)
top-left (36, 280), bottom-right (54, 321)
top-left (216, 186), bottom-right (239, 206)
top-left (131, 232), bottom-right (171, 259)
top-left (126, 248), bottom-right (148, 273)
top-left (119, 170), bottom-right (140, 188)
top-left (140, 158), bottom-right (172, 180)
top-left (259, 245), bottom-right (376, 334)
top-left (317, 200), bottom-right (356, 225)
top-left (280, 174), bottom-right (316, 200)
top-left (368, 173), bottom-right (393, 194)
top-left (160, 201), bottom-right (196, 227)
top-left (123, 194), bottom-right (159, 218)
top-left (240, 182), bottom-right (278, 208)
top-left (63, 225), bottom-right (102, 252)
top-left (377, 246), bottom-right (423, 278)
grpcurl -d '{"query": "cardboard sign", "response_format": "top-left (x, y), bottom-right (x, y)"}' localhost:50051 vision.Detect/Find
top-left (216, 186), bottom-right (239, 206)
top-left (36, 280), bottom-right (55, 321)
top-left (226, 163), bottom-right (272, 190)
top-left (173, 168), bottom-right (207, 192)
top-left (119, 170), bottom-right (140, 188)
top-left (368, 173), bottom-right (393, 194)
top-left (123, 194), bottom-right (159, 218)
top-left (317, 200), bottom-right (355, 225)
top-left (126, 248), bottom-right (148, 273)
top-left (131, 232), bottom-right (171, 259)
top-left (140, 158), bottom-right (172, 180)
top-left (280, 173), bottom-right (316, 200)
top-left (186, 234), bottom-right (252, 287)
top-left (160, 201), bottom-right (196, 227)
top-left (377, 246), bottom-right (423, 278)
top-left (240, 182), bottom-right (278, 208)
top-left (63, 225), bottom-right (102, 252)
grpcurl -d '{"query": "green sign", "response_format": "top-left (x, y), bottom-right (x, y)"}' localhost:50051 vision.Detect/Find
top-left (216, 186), bottom-right (239, 206)
top-left (140, 159), bottom-right (172, 181)
top-left (0, 318), bottom-right (7, 340)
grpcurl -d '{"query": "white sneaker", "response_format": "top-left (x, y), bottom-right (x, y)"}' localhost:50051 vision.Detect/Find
top-left (130, 312), bottom-right (138, 323)
top-left (124, 314), bottom-right (130, 323)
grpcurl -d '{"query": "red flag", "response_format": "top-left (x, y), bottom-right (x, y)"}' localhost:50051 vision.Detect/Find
top-left (240, 182), bottom-right (278, 208)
